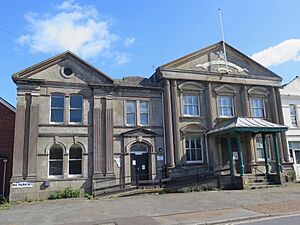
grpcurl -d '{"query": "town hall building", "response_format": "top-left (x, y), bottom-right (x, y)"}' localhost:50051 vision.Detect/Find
top-left (9, 42), bottom-right (292, 200)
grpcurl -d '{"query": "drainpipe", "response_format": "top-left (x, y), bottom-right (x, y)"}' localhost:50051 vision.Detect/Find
top-left (205, 133), bottom-right (210, 172)
top-left (1, 158), bottom-right (7, 197)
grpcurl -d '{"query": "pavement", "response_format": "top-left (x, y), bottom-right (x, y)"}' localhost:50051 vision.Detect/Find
top-left (0, 183), bottom-right (300, 225)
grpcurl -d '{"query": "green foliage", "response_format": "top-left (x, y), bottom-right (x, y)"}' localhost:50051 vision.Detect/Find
top-left (287, 171), bottom-right (296, 182)
top-left (179, 184), bottom-right (215, 193)
top-left (48, 188), bottom-right (81, 200)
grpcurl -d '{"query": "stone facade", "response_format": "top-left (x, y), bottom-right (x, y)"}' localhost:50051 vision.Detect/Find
top-left (10, 42), bottom-right (290, 200)
top-left (280, 76), bottom-right (300, 180)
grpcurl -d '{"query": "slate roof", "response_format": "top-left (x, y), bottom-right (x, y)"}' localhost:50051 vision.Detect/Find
top-left (208, 117), bottom-right (288, 134)
top-left (0, 97), bottom-right (16, 113)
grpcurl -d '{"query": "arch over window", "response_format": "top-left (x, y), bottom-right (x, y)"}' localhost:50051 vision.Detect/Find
top-left (49, 144), bottom-right (63, 176)
top-left (69, 145), bottom-right (82, 175)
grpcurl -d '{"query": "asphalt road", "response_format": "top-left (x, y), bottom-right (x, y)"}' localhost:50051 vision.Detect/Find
top-left (233, 214), bottom-right (300, 225)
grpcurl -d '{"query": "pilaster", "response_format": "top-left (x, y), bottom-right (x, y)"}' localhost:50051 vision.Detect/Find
top-left (11, 95), bottom-right (26, 180)
top-left (92, 96), bottom-right (104, 178)
top-left (164, 79), bottom-right (175, 168)
top-left (27, 94), bottom-right (39, 179)
top-left (170, 80), bottom-right (180, 164)
top-left (105, 97), bottom-right (114, 175)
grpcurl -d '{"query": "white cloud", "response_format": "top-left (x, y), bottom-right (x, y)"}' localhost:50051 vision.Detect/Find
top-left (124, 37), bottom-right (135, 47)
top-left (251, 39), bottom-right (300, 67)
top-left (17, 0), bottom-right (133, 63)
top-left (103, 51), bottom-right (132, 65)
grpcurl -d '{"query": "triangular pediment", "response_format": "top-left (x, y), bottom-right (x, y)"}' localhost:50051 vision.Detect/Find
top-left (160, 41), bottom-right (281, 79)
top-left (121, 128), bottom-right (157, 137)
top-left (12, 51), bottom-right (113, 85)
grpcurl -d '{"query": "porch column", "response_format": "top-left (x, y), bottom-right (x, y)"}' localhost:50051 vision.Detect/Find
top-left (170, 80), bottom-right (181, 164)
top-left (236, 132), bottom-right (245, 176)
top-left (262, 134), bottom-right (270, 175)
top-left (227, 134), bottom-right (234, 176)
top-left (272, 133), bottom-right (281, 174)
top-left (164, 79), bottom-right (175, 168)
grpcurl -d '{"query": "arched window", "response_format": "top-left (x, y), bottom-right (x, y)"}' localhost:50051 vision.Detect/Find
top-left (49, 145), bottom-right (63, 176)
top-left (130, 143), bottom-right (148, 153)
top-left (69, 145), bottom-right (82, 175)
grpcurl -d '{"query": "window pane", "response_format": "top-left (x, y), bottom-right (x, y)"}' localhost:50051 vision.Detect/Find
top-left (69, 161), bottom-right (82, 175)
top-left (126, 101), bottom-right (136, 113)
top-left (127, 113), bottom-right (135, 125)
top-left (70, 147), bottom-right (82, 159)
top-left (51, 109), bottom-right (64, 122)
top-left (186, 149), bottom-right (191, 161)
top-left (70, 96), bottom-right (82, 109)
top-left (183, 95), bottom-right (199, 116)
top-left (50, 147), bottom-right (63, 159)
top-left (70, 110), bottom-right (82, 123)
top-left (51, 96), bottom-right (64, 108)
top-left (140, 102), bottom-right (149, 113)
top-left (49, 161), bottom-right (63, 175)
top-left (140, 114), bottom-right (148, 125)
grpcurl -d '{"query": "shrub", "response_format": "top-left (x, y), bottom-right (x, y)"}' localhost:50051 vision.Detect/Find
top-left (48, 188), bottom-right (81, 200)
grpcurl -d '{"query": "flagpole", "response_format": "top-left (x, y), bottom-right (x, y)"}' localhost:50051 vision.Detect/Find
top-left (218, 9), bottom-right (229, 73)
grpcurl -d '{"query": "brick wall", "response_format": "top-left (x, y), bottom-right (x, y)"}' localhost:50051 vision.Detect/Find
top-left (0, 103), bottom-right (15, 197)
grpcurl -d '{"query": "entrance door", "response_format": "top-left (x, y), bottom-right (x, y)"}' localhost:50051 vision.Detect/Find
top-left (130, 143), bottom-right (149, 184)
top-left (289, 142), bottom-right (300, 181)
top-left (293, 150), bottom-right (300, 181)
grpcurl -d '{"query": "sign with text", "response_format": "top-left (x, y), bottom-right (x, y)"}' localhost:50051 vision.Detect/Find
top-left (12, 182), bottom-right (33, 188)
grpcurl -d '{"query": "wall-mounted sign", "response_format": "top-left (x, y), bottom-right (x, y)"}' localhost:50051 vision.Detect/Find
top-left (157, 155), bottom-right (164, 161)
top-left (12, 182), bottom-right (32, 189)
top-left (233, 152), bottom-right (238, 160)
top-left (132, 160), bottom-right (136, 166)
top-left (142, 165), bottom-right (146, 170)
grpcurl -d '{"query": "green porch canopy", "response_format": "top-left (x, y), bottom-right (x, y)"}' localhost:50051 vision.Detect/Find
top-left (207, 117), bottom-right (288, 135)
top-left (207, 117), bottom-right (288, 176)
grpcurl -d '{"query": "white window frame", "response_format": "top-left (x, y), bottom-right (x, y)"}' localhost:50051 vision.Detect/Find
top-left (139, 101), bottom-right (150, 126)
top-left (125, 100), bottom-right (137, 126)
top-left (50, 94), bottom-right (65, 124)
top-left (182, 95), bottom-right (200, 117)
top-left (218, 95), bottom-right (234, 118)
top-left (69, 95), bottom-right (83, 124)
top-left (251, 97), bottom-right (265, 118)
top-left (185, 136), bottom-right (204, 163)
top-left (48, 146), bottom-right (64, 178)
top-left (290, 105), bottom-right (298, 127)
top-left (68, 146), bottom-right (83, 177)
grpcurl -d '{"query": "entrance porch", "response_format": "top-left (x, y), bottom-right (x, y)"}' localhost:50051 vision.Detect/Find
top-left (208, 117), bottom-right (288, 189)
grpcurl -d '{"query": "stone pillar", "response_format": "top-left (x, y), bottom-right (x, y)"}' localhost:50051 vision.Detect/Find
top-left (271, 87), bottom-right (284, 162)
top-left (92, 97), bottom-right (104, 178)
top-left (262, 134), bottom-right (270, 175)
top-left (236, 133), bottom-right (245, 176)
top-left (272, 133), bottom-right (281, 174)
top-left (205, 83), bottom-right (214, 129)
top-left (227, 134), bottom-right (234, 176)
top-left (242, 86), bottom-right (250, 116)
top-left (170, 80), bottom-right (181, 164)
top-left (27, 94), bottom-right (39, 179)
top-left (11, 95), bottom-right (26, 180)
top-left (164, 80), bottom-right (175, 168)
top-left (105, 97), bottom-right (114, 175)
top-left (275, 88), bottom-right (290, 162)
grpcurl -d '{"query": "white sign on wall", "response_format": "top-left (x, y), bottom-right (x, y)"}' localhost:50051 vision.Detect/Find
top-left (157, 155), bottom-right (164, 161)
top-left (12, 182), bottom-right (33, 188)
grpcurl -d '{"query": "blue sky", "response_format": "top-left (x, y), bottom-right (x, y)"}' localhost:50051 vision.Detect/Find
top-left (1, 0), bottom-right (300, 106)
